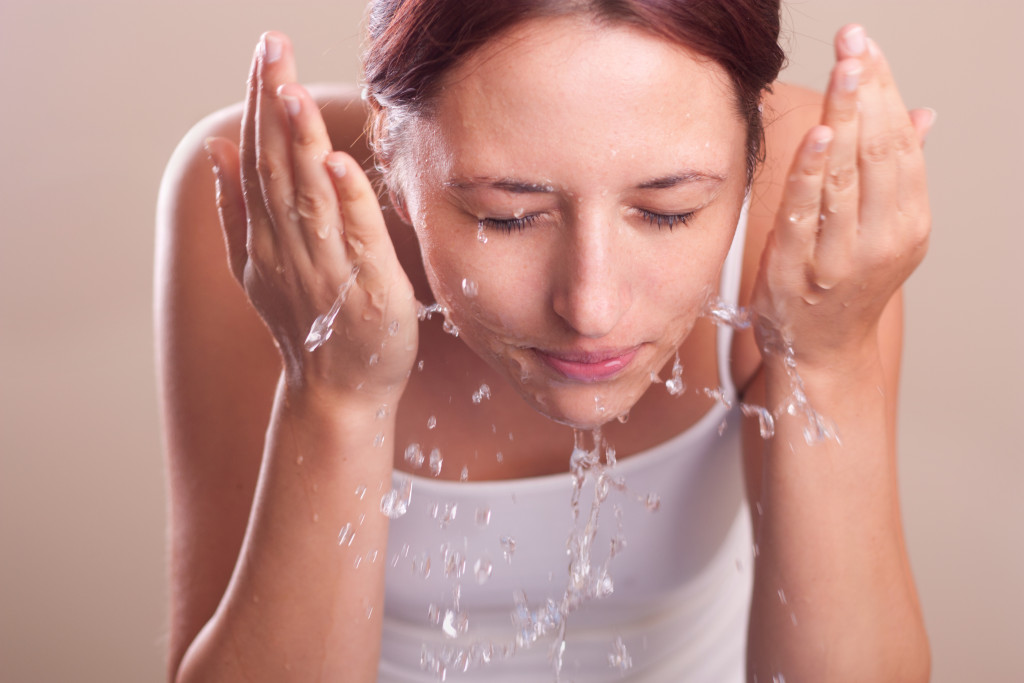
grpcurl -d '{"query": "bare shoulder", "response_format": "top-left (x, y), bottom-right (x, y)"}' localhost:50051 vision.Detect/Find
top-left (730, 81), bottom-right (824, 393)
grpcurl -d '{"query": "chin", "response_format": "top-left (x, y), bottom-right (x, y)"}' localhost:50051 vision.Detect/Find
top-left (511, 378), bottom-right (647, 430)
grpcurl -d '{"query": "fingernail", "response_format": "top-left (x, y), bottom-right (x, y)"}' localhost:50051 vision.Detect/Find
top-left (277, 87), bottom-right (300, 117)
top-left (843, 26), bottom-right (866, 56)
top-left (812, 130), bottom-right (833, 153)
top-left (924, 107), bottom-right (938, 127)
top-left (327, 157), bottom-right (347, 178)
top-left (843, 64), bottom-right (861, 92)
top-left (262, 33), bottom-right (282, 64)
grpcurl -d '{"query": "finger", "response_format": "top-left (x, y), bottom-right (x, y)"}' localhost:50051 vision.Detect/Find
top-left (205, 136), bottom-right (247, 284)
top-left (325, 152), bottom-right (397, 281)
top-left (773, 125), bottom-right (833, 274)
top-left (908, 108), bottom-right (937, 147)
top-left (254, 32), bottom-right (306, 257)
top-left (815, 28), bottom-right (865, 287)
top-left (853, 37), bottom-right (918, 233)
top-left (239, 38), bottom-right (266, 233)
top-left (277, 82), bottom-right (348, 266)
top-left (820, 61), bottom-right (861, 219)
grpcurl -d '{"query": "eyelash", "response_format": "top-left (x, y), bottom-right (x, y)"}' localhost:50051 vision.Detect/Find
top-left (479, 215), bottom-right (540, 233)
top-left (479, 209), bottom-right (695, 233)
top-left (637, 209), bottom-right (695, 230)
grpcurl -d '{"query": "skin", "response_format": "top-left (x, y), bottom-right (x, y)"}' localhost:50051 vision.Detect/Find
top-left (398, 19), bottom-right (748, 430)
top-left (157, 14), bottom-right (933, 683)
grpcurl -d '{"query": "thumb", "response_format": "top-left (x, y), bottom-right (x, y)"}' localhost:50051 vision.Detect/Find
top-left (204, 136), bottom-right (247, 285)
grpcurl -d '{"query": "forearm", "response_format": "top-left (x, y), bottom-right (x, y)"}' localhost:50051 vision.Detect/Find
top-left (747, 345), bottom-right (928, 681)
top-left (175, 376), bottom-right (395, 683)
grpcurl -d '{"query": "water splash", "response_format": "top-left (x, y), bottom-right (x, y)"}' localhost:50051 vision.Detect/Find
top-left (704, 296), bottom-right (838, 444)
top-left (304, 265), bottom-right (360, 351)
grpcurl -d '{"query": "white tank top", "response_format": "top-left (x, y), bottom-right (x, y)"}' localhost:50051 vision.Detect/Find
top-left (380, 202), bottom-right (753, 682)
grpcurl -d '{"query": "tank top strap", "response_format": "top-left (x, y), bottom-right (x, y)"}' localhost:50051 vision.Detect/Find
top-left (715, 194), bottom-right (750, 400)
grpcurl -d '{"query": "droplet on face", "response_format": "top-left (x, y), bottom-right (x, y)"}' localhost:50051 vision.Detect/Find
top-left (429, 448), bottom-right (443, 476)
top-left (476, 223), bottom-right (488, 243)
top-left (461, 277), bottom-right (479, 298)
top-left (427, 415), bottom-right (437, 430)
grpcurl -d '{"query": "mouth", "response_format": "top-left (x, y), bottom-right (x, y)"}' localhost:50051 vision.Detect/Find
top-left (532, 346), bottom-right (640, 383)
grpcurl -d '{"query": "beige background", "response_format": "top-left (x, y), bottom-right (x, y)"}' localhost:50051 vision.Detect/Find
top-left (1, 0), bottom-right (1021, 681)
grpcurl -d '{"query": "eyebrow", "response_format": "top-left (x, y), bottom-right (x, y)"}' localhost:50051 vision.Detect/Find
top-left (636, 171), bottom-right (726, 190)
top-left (445, 178), bottom-right (555, 194)
top-left (446, 170), bottom-right (725, 194)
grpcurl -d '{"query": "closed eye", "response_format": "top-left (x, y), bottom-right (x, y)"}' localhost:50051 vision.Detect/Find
top-left (637, 209), bottom-right (695, 230)
top-left (479, 214), bottom-right (540, 233)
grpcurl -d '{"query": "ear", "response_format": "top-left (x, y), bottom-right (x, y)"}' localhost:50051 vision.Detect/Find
top-left (389, 188), bottom-right (412, 225)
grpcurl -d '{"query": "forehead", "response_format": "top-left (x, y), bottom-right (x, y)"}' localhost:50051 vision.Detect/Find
top-left (419, 15), bottom-right (745, 181)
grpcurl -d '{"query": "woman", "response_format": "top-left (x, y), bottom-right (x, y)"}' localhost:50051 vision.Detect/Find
top-left (156, 1), bottom-right (932, 680)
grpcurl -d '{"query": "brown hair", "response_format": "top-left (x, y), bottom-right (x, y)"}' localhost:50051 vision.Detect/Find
top-left (362, 0), bottom-right (785, 186)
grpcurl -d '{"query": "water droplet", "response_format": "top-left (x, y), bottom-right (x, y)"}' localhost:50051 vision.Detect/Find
top-left (608, 636), bottom-right (633, 673)
top-left (500, 535), bottom-right (516, 563)
top-left (471, 383), bottom-right (491, 404)
top-left (367, 353), bottom-right (380, 367)
top-left (295, 455), bottom-right (304, 465)
top-left (412, 552), bottom-right (431, 579)
top-left (741, 403), bottom-right (776, 439)
top-left (373, 431), bottom-right (384, 448)
top-left (644, 492), bottom-right (661, 512)
top-left (387, 319), bottom-right (399, 336)
top-left (337, 522), bottom-right (353, 546)
top-left (461, 278), bottom-right (478, 297)
top-left (513, 207), bottom-right (525, 218)
top-left (442, 319), bottom-right (461, 337)
top-left (495, 451), bottom-right (503, 463)
top-left (354, 485), bottom-right (366, 500)
top-left (475, 506), bottom-right (491, 527)
top-left (665, 352), bottom-right (686, 396)
top-left (474, 556), bottom-right (493, 584)
top-left (427, 415), bottom-right (437, 430)
top-left (379, 478), bottom-right (413, 519)
top-left (429, 448), bottom-right (443, 476)
top-left (460, 465), bottom-right (469, 481)
top-left (416, 359), bottom-right (425, 372)
top-left (476, 223), bottom-right (488, 243)
top-left (404, 443), bottom-right (424, 468)
top-left (777, 588), bottom-right (787, 605)
top-left (616, 412), bottom-right (629, 424)
top-left (375, 404), bottom-right (389, 419)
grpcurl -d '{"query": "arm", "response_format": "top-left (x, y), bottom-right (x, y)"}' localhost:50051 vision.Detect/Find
top-left (742, 26), bottom-right (932, 681)
top-left (156, 32), bottom-right (414, 682)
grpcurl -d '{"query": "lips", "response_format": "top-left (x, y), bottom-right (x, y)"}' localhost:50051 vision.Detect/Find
top-left (533, 346), bottom-right (640, 382)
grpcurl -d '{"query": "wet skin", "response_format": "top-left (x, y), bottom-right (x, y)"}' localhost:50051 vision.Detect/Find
top-left (398, 16), bottom-right (749, 430)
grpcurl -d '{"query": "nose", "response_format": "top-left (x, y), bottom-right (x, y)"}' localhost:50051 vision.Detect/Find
top-left (551, 216), bottom-right (631, 338)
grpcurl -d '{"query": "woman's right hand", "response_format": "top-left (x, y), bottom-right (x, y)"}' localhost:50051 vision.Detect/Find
top-left (204, 31), bottom-right (417, 401)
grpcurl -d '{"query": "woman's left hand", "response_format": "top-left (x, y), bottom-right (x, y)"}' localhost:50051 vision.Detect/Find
top-left (751, 24), bottom-right (934, 367)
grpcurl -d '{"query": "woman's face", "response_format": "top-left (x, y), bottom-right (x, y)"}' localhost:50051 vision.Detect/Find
top-left (399, 16), bottom-right (749, 428)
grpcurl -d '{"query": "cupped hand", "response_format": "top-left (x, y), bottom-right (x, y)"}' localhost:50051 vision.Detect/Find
top-left (205, 32), bottom-right (417, 399)
top-left (751, 25), bottom-right (934, 367)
